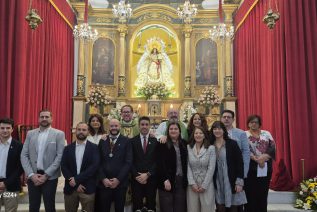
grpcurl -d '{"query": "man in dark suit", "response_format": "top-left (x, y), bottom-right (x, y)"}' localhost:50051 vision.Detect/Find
top-left (0, 118), bottom-right (23, 211)
top-left (21, 109), bottom-right (65, 212)
top-left (61, 122), bottom-right (100, 212)
top-left (97, 119), bottom-right (132, 212)
top-left (130, 116), bottom-right (158, 212)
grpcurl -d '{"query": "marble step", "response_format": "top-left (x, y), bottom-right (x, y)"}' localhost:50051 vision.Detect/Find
top-left (16, 203), bottom-right (303, 212)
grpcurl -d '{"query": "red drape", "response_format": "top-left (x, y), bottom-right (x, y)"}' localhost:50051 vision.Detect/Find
top-left (0, 0), bottom-right (75, 142)
top-left (234, 0), bottom-right (317, 188)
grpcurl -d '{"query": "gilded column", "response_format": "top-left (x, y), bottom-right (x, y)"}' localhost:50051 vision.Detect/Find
top-left (183, 24), bottom-right (193, 97)
top-left (223, 4), bottom-right (237, 97)
top-left (222, 4), bottom-right (239, 125)
top-left (117, 24), bottom-right (128, 97)
top-left (77, 40), bottom-right (86, 96)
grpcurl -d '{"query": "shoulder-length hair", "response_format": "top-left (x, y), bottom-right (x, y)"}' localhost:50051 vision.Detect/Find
top-left (166, 122), bottom-right (182, 149)
top-left (188, 126), bottom-right (210, 149)
top-left (187, 113), bottom-right (208, 135)
top-left (209, 121), bottom-right (230, 145)
top-left (88, 114), bottom-right (105, 136)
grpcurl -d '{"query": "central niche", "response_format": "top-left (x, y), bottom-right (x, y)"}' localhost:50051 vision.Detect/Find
top-left (129, 24), bottom-right (180, 98)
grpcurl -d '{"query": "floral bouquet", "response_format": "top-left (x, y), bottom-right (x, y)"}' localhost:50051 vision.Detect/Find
top-left (295, 176), bottom-right (317, 210)
top-left (181, 105), bottom-right (197, 123)
top-left (137, 82), bottom-right (171, 100)
top-left (197, 86), bottom-right (221, 107)
top-left (86, 85), bottom-right (111, 107)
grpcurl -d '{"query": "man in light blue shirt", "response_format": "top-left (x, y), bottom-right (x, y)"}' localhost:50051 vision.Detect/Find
top-left (221, 110), bottom-right (250, 178)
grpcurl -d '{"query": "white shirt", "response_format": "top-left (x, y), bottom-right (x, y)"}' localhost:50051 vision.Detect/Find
top-left (0, 137), bottom-right (12, 178)
top-left (140, 133), bottom-right (149, 149)
top-left (37, 127), bottom-right (51, 170)
top-left (87, 134), bottom-right (102, 145)
top-left (76, 140), bottom-right (87, 174)
top-left (155, 122), bottom-right (168, 140)
top-left (109, 133), bottom-right (120, 145)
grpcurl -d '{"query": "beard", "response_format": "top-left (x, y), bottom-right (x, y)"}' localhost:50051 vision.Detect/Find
top-left (110, 129), bottom-right (119, 136)
top-left (169, 116), bottom-right (178, 122)
top-left (76, 133), bottom-right (87, 141)
top-left (40, 120), bottom-right (50, 128)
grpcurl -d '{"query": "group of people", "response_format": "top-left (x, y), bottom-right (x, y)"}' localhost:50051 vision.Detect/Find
top-left (0, 105), bottom-right (276, 212)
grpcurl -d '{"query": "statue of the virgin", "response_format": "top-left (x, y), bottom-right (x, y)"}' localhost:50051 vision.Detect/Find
top-left (135, 37), bottom-right (175, 90)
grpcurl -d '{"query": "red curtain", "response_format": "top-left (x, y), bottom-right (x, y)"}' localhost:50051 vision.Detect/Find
top-left (0, 0), bottom-right (75, 142)
top-left (234, 0), bottom-right (317, 187)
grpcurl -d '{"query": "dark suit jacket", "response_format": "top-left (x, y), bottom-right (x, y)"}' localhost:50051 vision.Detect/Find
top-left (98, 134), bottom-right (132, 188)
top-left (131, 134), bottom-right (158, 178)
top-left (61, 140), bottom-right (100, 195)
top-left (157, 139), bottom-right (188, 192)
top-left (214, 139), bottom-right (244, 193)
top-left (4, 139), bottom-right (23, 192)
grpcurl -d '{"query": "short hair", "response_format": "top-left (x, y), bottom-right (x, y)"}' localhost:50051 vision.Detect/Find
top-left (76, 122), bottom-right (88, 128)
top-left (221, 109), bottom-right (235, 118)
top-left (88, 114), bottom-right (105, 136)
top-left (121, 105), bottom-right (133, 113)
top-left (188, 126), bottom-right (210, 149)
top-left (0, 118), bottom-right (14, 128)
top-left (139, 116), bottom-right (151, 125)
top-left (247, 114), bottom-right (262, 127)
top-left (39, 109), bottom-right (52, 117)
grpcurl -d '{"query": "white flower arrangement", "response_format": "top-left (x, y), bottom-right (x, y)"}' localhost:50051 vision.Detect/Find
top-left (86, 85), bottom-right (111, 107)
top-left (197, 86), bottom-right (221, 107)
top-left (137, 82), bottom-right (171, 100)
top-left (181, 105), bottom-right (197, 123)
top-left (295, 176), bottom-right (317, 210)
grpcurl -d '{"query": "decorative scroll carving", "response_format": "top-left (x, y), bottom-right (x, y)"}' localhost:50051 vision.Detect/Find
top-left (184, 76), bottom-right (191, 97)
top-left (118, 75), bottom-right (126, 97)
top-left (77, 74), bottom-right (86, 96)
top-left (224, 76), bottom-right (233, 97)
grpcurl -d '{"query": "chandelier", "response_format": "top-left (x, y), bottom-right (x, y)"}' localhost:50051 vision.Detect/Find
top-left (73, 23), bottom-right (98, 41)
top-left (177, 0), bottom-right (198, 24)
top-left (209, 23), bottom-right (234, 40)
top-left (73, 0), bottom-right (98, 41)
top-left (209, 0), bottom-right (234, 41)
top-left (112, 0), bottom-right (133, 24)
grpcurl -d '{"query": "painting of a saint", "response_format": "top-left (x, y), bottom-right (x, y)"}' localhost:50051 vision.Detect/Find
top-left (196, 39), bottom-right (218, 85)
top-left (92, 38), bottom-right (115, 85)
top-left (135, 37), bottom-right (174, 90)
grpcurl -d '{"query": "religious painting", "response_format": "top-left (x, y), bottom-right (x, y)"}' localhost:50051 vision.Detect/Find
top-left (92, 38), bottom-right (115, 85)
top-left (195, 39), bottom-right (218, 85)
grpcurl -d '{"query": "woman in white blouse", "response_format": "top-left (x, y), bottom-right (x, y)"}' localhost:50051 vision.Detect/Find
top-left (187, 126), bottom-right (216, 212)
top-left (87, 114), bottom-right (107, 145)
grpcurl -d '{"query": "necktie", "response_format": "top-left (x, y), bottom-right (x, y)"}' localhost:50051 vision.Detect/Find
top-left (143, 136), bottom-right (147, 153)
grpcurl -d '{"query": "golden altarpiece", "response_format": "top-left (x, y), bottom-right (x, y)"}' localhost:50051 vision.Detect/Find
top-left (70, 1), bottom-right (239, 128)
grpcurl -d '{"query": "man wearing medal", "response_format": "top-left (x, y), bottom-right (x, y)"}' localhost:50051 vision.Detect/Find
top-left (96, 119), bottom-right (133, 212)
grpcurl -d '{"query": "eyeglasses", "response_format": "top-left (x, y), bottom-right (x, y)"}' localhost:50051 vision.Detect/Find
top-left (122, 111), bottom-right (131, 114)
top-left (222, 116), bottom-right (233, 119)
top-left (249, 121), bottom-right (259, 124)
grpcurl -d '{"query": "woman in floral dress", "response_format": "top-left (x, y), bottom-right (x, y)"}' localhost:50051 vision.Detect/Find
top-left (244, 114), bottom-right (276, 212)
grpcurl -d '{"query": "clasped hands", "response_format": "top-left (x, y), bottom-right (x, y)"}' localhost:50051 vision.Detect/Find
top-left (135, 172), bottom-right (149, 185)
top-left (251, 153), bottom-right (270, 168)
top-left (31, 174), bottom-right (48, 186)
top-left (0, 182), bottom-right (6, 192)
top-left (102, 178), bottom-right (120, 189)
top-left (191, 184), bottom-right (206, 193)
top-left (68, 177), bottom-right (86, 193)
